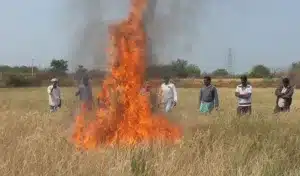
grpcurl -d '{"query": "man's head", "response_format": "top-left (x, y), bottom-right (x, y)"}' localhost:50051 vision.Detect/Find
top-left (240, 75), bottom-right (248, 86)
top-left (163, 76), bottom-right (170, 84)
top-left (50, 78), bottom-right (58, 87)
top-left (282, 77), bottom-right (290, 87)
top-left (203, 76), bottom-right (211, 86)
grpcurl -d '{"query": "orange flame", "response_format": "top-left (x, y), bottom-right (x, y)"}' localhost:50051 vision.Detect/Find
top-left (72, 0), bottom-right (182, 150)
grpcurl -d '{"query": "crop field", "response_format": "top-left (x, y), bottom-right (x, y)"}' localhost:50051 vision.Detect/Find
top-left (1, 87), bottom-right (300, 176)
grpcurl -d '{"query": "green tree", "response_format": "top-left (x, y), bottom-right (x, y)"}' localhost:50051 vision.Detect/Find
top-left (0, 65), bottom-right (38, 73)
top-left (249, 65), bottom-right (270, 78)
top-left (288, 61), bottom-right (300, 88)
top-left (171, 59), bottom-right (188, 78)
top-left (186, 64), bottom-right (201, 77)
top-left (212, 68), bottom-right (229, 76)
top-left (76, 65), bottom-right (87, 73)
top-left (50, 59), bottom-right (68, 73)
top-left (74, 65), bottom-right (88, 84)
top-left (290, 61), bottom-right (300, 71)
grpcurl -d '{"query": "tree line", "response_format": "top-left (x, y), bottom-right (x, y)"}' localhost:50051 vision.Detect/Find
top-left (1, 58), bottom-right (300, 78)
top-left (1, 58), bottom-right (300, 87)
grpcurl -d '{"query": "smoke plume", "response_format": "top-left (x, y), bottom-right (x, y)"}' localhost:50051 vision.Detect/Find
top-left (67, 0), bottom-right (204, 70)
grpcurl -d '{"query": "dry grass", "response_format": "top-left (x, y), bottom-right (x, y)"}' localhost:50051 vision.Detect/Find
top-left (1, 87), bottom-right (300, 176)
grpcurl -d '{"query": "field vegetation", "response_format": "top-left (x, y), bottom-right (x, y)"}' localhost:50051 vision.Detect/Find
top-left (1, 87), bottom-right (300, 176)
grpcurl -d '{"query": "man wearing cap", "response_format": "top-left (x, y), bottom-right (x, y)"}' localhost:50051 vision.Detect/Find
top-left (47, 78), bottom-right (61, 112)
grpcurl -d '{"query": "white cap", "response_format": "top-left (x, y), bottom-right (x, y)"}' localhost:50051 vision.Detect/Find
top-left (50, 78), bottom-right (58, 82)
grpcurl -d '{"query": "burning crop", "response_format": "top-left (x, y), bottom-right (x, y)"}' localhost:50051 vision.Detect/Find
top-left (72, 0), bottom-right (182, 150)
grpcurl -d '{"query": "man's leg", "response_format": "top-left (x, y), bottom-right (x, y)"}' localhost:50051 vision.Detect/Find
top-left (165, 100), bottom-right (172, 112)
top-left (237, 106), bottom-right (242, 116)
top-left (240, 107), bottom-right (249, 116)
top-left (50, 106), bottom-right (56, 112)
top-left (283, 106), bottom-right (290, 112)
top-left (58, 99), bottom-right (62, 108)
top-left (273, 105), bottom-right (280, 114)
top-left (209, 102), bottom-right (215, 113)
top-left (247, 106), bottom-right (252, 115)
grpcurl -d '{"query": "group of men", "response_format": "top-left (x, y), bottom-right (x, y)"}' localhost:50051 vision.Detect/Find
top-left (197, 75), bottom-right (294, 115)
top-left (47, 76), bottom-right (93, 112)
top-left (47, 75), bottom-right (295, 115)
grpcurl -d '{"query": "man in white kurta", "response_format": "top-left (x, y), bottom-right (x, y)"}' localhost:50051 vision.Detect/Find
top-left (47, 78), bottom-right (61, 112)
top-left (160, 76), bottom-right (178, 112)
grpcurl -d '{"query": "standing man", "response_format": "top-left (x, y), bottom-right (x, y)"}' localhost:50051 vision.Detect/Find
top-left (199, 76), bottom-right (219, 113)
top-left (235, 75), bottom-right (252, 116)
top-left (274, 77), bottom-right (294, 113)
top-left (159, 76), bottom-right (178, 112)
top-left (47, 78), bottom-right (61, 112)
top-left (75, 76), bottom-right (93, 110)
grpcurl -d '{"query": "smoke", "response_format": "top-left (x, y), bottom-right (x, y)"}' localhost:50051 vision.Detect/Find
top-left (149, 0), bottom-right (205, 64)
top-left (67, 0), bottom-right (205, 70)
top-left (67, 0), bottom-right (129, 71)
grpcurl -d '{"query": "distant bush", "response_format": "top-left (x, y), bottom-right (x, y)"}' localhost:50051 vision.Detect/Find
top-left (5, 75), bottom-right (32, 87)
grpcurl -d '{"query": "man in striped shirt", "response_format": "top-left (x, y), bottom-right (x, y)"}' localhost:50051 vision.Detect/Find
top-left (235, 75), bottom-right (252, 116)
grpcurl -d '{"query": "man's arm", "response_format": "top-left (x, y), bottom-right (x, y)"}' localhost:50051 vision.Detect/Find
top-left (275, 86), bottom-right (282, 97)
top-left (214, 87), bottom-right (219, 107)
top-left (75, 87), bottom-right (81, 96)
top-left (47, 86), bottom-right (53, 94)
top-left (245, 86), bottom-right (252, 99)
top-left (235, 86), bottom-right (240, 97)
top-left (235, 86), bottom-right (251, 99)
top-left (281, 87), bottom-right (294, 99)
top-left (199, 88), bottom-right (202, 107)
top-left (172, 84), bottom-right (178, 103)
top-left (57, 87), bottom-right (61, 99)
top-left (238, 94), bottom-right (251, 99)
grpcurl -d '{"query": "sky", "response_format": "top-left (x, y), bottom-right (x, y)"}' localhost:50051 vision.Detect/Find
top-left (0, 0), bottom-right (300, 73)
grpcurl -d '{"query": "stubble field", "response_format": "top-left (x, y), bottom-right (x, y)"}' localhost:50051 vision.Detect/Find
top-left (1, 87), bottom-right (300, 176)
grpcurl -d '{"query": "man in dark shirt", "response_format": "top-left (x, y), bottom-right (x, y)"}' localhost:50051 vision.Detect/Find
top-left (75, 76), bottom-right (93, 110)
top-left (274, 77), bottom-right (294, 113)
top-left (199, 76), bottom-right (219, 113)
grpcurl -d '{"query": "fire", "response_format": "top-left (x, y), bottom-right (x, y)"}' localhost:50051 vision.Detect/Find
top-left (72, 0), bottom-right (182, 150)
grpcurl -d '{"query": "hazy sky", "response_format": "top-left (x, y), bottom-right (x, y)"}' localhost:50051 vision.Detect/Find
top-left (0, 0), bottom-right (300, 73)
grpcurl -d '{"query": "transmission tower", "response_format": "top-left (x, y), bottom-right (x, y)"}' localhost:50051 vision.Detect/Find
top-left (227, 48), bottom-right (234, 75)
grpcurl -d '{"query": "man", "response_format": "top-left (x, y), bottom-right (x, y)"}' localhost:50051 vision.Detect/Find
top-left (159, 76), bottom-right (178, 112)
top-left (274, 77), bottom-right (294, 113)
top-left (75, 76), bottom-right (93, 110)
top-left (47, 78), bottom-right (61, 112)
top-left (235, 75), bottom-right (252, 116)
top-left (199, 76), bottom-right (219, 113)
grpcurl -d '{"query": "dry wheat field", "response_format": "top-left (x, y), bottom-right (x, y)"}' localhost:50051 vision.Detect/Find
top-left (1, 87), bottom-right (300, 176)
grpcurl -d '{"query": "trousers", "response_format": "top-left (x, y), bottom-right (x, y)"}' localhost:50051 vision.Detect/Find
top-left (164, 99), bottom-right (174, 112)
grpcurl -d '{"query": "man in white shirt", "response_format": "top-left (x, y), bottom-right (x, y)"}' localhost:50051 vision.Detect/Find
top-left (159, 76), bottom-right (178, 112)
top-left (47, 78), bottom-right (61, 112)
top-left (235, 75), bottom-right (252, 116)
